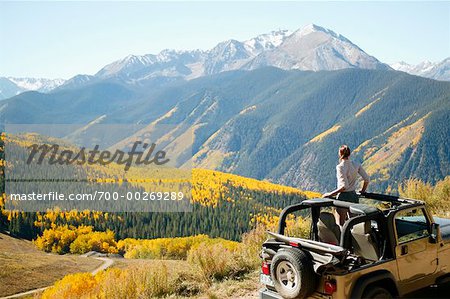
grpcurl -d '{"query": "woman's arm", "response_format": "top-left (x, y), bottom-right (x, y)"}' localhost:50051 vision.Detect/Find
top-left (322, 186), bottom-right (345, 198)
top-left (360, 180), bottom-right (369, 193)
top-left (358, 165), bottom-right (370, 193)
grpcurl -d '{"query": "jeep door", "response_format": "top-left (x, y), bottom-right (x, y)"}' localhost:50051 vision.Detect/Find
top-left (394, 207), bottom-right (438, 289)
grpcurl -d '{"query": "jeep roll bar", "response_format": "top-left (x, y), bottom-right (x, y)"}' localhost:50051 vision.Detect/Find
top-left (276, 196), bottom-right (391, 255)
top-left (277, 198), bottom-right (333, 235)
top-left (277, 197), bottom-right (387, 235)
top-left (267, 231), bottom-right (347, 256)
top-left (358, 192), bottom-right (423, 206)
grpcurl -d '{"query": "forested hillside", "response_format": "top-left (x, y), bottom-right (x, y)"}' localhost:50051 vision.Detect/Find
top-left (1, 68), bottom-right (449, 193)
top-left (1, 169), bottom-right (313, 241)
top-left (0, 134), bottom-right (316, 240)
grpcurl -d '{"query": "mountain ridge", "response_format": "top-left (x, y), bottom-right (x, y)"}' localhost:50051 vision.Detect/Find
top-left (0, 77), bottom-right (66, 100)
top-left (390, 58), bottom-right (450, 81)
top-left (2, 67), bottom-right (448, 192)
top-left (93, 23), bottom-right (388, 82)
top-left (1, 24), bottom-right (447, 100)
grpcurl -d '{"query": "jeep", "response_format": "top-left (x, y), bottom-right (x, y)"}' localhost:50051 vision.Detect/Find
top-left (259, 193), bottom-right (450, 298)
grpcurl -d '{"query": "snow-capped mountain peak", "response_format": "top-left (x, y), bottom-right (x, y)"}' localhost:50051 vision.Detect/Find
top-left (243, 29), bottom-right (292, 54)
top-left (95, 54), bottom-right (156, 78)
top-left (244, 23), bottom-right (389, 71)
top-left (390, 61), bottom-right (411, 71)
top-left (390, 58), bottom-right (450, 81)
top-left (415, 60), bottom-right (435, 73)
top-left (292, 23), bottom-right (351, 43)
top-left (93, 24), bottom-right (391, 81)
top-left (1, 24), bottom-right (447, 101)
top-left (0, 77), bottom-right (66, 100)
top-left (56, 74), bottom-right (95, 90)
top-left (7, 77), bottom-right (65, 92)
top-left (156, 49), bottom-right (204, 62)
top-left (295, 23), bottom-right (326, 36)
top-left (123, 54), bottom-right (155, 66)
top-left (157, 49), bottom-right (183, 62)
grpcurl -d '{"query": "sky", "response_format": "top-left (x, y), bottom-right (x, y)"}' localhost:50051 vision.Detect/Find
top-left (0, 1), bottom-right (449, 79)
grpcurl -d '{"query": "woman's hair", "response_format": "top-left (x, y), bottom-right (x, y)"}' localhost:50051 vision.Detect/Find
top-left (339, 145), bottom-right (351, 159)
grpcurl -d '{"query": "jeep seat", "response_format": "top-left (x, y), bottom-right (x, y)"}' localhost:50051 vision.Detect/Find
top-left (351, 221), bottom-right (379, 261)
top-left (317, 212), bottom-right (341, 245)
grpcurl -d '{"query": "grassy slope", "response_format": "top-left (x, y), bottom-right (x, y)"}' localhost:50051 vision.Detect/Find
top-left (0, 232), bottom-right (103, 297)
top-left (109, 258), bottom-right (260, 299)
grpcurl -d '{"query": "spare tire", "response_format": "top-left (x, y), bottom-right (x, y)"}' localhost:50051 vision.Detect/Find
top-left (270, 248), bottom-right (317, 299)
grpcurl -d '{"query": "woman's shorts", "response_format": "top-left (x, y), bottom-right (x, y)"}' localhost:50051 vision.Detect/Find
top-left (337, 191), bottom-right (359, 203)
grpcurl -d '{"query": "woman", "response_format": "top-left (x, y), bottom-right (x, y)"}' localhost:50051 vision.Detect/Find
top-left (323, 145), bottom-right (370, 202)
top-left (322, 145), bottom-right (370, 226)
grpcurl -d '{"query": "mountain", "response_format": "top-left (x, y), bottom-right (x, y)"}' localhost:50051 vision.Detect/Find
top-left (92, 24), bottom-right (387, 82)
top-left (391, 58), bottom-right (450, 81)
top-left (244, 24), bottom-right (390, 71)
top-left (243, 29), bottom-right (291, 54)
top-left (2, 68), bottom-right (449, 193)
top-left (0, 77), bottom-right (25, 100)
top-left (3, 133), bottom-right (315, 241)
top-left (95, 50), bottom-right (205, 81)
top-left (2, 24), bottom-right (376, 97)
top-left (1, 24), bottom-right (448, 194)
top-left (0, 81), bottom-right (137, 124)
top-left (0, 77), bottom-right (65, 100)
top-left (202, 30), bottom-right (292, 75)
top-left (135, 68), bottom-right (448, 193)
top-left (1, 25), bottom-right (445, 100)
top-left (57, 74), bottom-right (95, 90)
top-left (7, 77), bottom-right (65, 92)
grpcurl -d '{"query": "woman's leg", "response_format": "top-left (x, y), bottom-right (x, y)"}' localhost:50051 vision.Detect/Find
top-left (335, 207), bottom-right (348, 226)
top-left (335, 191), bottom-right (359, 225)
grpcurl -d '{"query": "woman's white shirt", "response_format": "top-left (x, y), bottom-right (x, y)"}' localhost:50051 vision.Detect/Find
top-left (336, 159), bottom-right (370, 192)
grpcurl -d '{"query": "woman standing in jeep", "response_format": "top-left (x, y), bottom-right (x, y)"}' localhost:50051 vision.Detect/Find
top-left (323, 145), bottom-right (370, 203)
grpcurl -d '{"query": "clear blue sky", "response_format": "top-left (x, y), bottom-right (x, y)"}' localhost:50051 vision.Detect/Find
top-left (1, 1), bottom-right (448, 79)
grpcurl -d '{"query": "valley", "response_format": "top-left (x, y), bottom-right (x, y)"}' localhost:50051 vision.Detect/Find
top-left (2, 68), bottom-right (449, 193)
top-left (0, 232), bottom-right (103, 297)
top-left (0, 20), bottom-right (449, 299)
top-left (1, 24), bottom-right (448, 193)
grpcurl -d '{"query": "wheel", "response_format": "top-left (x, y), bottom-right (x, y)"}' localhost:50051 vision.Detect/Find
top-left (362, 287), bottom-right (393, 299)
top-left (270, 248), bottom-right (316, 299)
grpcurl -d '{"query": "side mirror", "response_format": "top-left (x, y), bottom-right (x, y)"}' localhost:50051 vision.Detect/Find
top-left (430, 223), bottom-right (440, 243)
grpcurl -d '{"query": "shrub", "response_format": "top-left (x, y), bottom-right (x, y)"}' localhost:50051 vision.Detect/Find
top-left (173, 271), bottom-right (202, 297)
top-left (39, 226), bottom-right (270, 298)
top-left (94, 268), bottom-right (128, 299)
top-left (34, 225), bottom-right (118, 254)
top-left (285, 215), bottom-right (311, 239)
top-left (40, 272), bottom-right (99, 299)
top-left (34, 225), bottom-right (93, 254)
top-left (399, 176), bottom-right (450, 216)
top-left (69, 230), bottom-right (117, 254)
top-left (133, 262), bottom-right (174, 297)
top-left (41, 263), bottom-right (177, 299)
top-left (187, 241), bottom-right (239, 285)
top-left (237, 225), bottom-right (267, 270)
top-left (118, 235), bottom-right (238, 260)
top-left (100, 263), bottom-right (175, 298)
